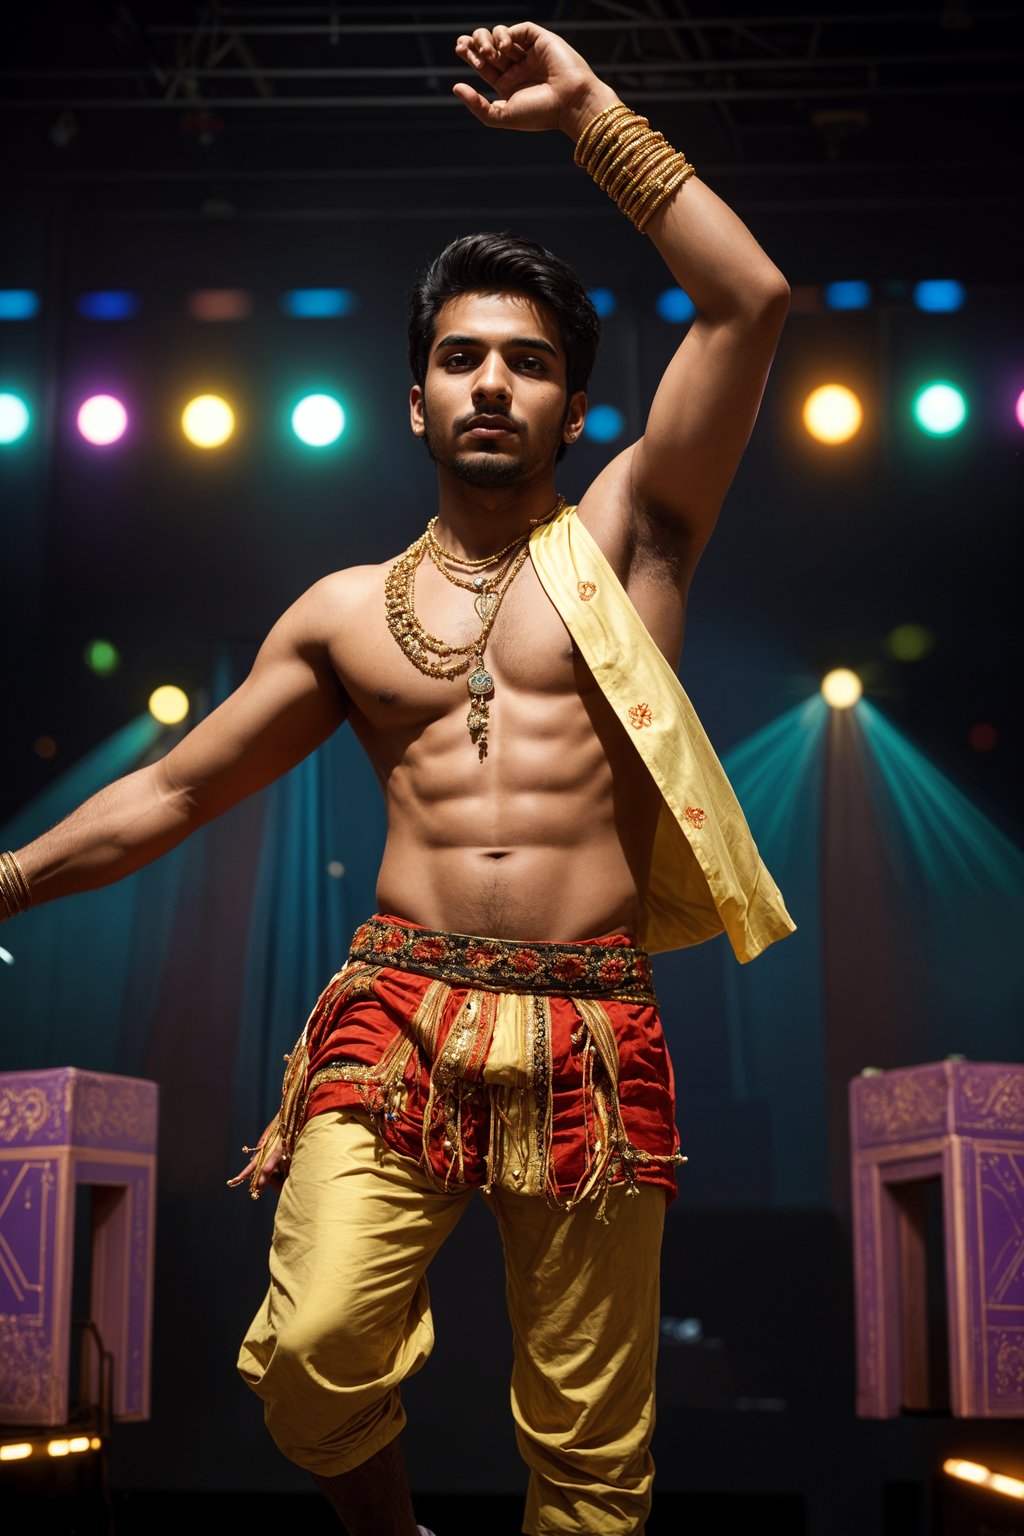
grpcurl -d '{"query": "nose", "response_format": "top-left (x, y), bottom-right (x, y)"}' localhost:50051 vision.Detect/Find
top-left (472, 351), bottom-right (512, 405)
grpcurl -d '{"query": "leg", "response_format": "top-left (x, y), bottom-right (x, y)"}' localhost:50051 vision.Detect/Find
top-left (314, 1433), bottom-right (418, 1536)
top-left (238, 1110), bottom-right (471, 1521)
top-left (487, 1183), bottom-right (665, 1536)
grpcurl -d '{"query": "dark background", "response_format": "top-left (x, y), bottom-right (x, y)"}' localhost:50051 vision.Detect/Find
top-left (2, 5), bottom-right (1022, 1535)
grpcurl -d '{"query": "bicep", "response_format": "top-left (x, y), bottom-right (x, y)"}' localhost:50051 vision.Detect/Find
top-left (156, 587), bottom-right (349, 822)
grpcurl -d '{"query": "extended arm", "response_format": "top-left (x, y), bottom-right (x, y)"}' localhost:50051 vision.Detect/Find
top-left (5, 577), bottom-right (348, 915)
top-left (453, 22), bottom-right (789, 564)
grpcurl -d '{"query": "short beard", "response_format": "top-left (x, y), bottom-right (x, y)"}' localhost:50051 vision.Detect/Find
top-left (420, 397), bottom-right (568, 487)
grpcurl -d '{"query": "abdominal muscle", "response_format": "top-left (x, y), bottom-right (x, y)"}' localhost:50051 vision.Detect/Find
top-left (366, 681), bottom-right (664, 944)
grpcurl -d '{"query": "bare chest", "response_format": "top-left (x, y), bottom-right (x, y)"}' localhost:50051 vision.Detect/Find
top-left (332, 556), bottom-right (593, 732)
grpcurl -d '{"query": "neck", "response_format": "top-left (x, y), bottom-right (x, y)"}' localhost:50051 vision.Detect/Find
top-left (432, 470), bottom-right (562, 562)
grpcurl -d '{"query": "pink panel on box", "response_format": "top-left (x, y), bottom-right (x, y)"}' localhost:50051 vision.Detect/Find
top-left (0, 1068), bottom-right (157, 1427)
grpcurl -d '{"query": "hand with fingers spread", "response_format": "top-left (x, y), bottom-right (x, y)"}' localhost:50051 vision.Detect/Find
top-left (453, 22), bottom-right (619, 139)
top-left (227, 1122), bottom-right (288, 1200)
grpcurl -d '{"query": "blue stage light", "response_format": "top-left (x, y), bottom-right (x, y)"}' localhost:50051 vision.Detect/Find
top-left (913, 279), bottom-right (965, 314)
top-left (281, 289), bottom-right (358, 319)
top-left (0, 290), bottom-right (40, 321)
top-left (587, 288), bottom-right (617, 318)
top-left (584, 405), bottom-right (625, 444)
top-left (76, 291), bottom-right (141, 321)
top-left (656, 288), bottom-right (696, 324)
top-left (823, 281), bottom-right (872, 311)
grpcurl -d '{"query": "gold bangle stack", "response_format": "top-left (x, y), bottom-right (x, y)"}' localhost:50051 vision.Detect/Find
top-left (0, 850), bottom-right (32, 919)
top-left (575, 102), bottom-right (695, 234)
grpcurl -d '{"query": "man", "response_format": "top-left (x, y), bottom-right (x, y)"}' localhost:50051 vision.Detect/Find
top-left (0, 22), bottom-right (794, 1536)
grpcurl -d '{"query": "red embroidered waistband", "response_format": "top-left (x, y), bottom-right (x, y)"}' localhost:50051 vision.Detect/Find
top-left (347, 915), bottom-right (657, 1004)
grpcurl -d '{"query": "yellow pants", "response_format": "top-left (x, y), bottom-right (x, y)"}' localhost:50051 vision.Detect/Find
top-left (238, 1110), bottom-right (665, 1535)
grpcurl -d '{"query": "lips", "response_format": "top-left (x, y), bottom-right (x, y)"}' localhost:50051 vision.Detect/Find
top-left (464, 416), bottom-right (518, 438)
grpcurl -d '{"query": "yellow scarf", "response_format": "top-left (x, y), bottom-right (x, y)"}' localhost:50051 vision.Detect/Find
top-left (529, 503), bottom-right (796, 962)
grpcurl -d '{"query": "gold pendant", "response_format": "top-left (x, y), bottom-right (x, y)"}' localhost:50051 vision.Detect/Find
top-left (467, 665), bottom-right (494, 759)
top-left (474, 591), bottom-right (498, 622)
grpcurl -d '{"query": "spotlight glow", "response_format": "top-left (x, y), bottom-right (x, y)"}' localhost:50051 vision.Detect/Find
top-left (913, 279), bottom-right (965, 314)
top-left (291, 393), bottom-right (345, 447)
top-left (281, 289), bottom-right (357, 319)
top-left (148, 686), bottom-right (190, 725)
top-left (77, 395), bottom-right (128, 446)
top-left (1015, 389), bottom-right (1024, 431)
top-left (944, 1459), bottom-right (1024, 1500)
top-left (583, 405), bottom-right (625, 444)
top-left (0, 1443), bottom-right (32, 1461)
top-left (0, 392), bottom-right (31, 444)
top-left (823, 280), bottom-right (871, 311)
top-left (821, 669), bottom-right (863, 709)
top-left (76, 291), bottom-right (141, 321)
top-left (587, 287), bottom-right (617, 318)
top-left (656, 288), bottom-right (696, 324)
top-left (913, 382), bottom-right (966, 437)
top-left (802, 384), bottom-right (863, 445)
top-left (84, 639), bottom-right (120, 675)
top-left (885, 623), bottom-right (934, 662)
top-left (182, 394), bottom-right (234, 448)
top-left (0, 290), bottom-right (40, 321)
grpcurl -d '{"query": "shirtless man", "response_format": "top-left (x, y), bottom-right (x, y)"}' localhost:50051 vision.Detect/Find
top-left (1, 23), bottom-right (791, 1536)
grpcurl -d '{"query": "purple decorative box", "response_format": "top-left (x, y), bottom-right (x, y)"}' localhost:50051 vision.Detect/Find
top-left (850, 1060), bottom-right (1024, 1419)
top-left (0, 1068), bottom-right (158, 1426)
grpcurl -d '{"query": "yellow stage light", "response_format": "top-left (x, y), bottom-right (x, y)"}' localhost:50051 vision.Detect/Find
top-left (148, 685), bottom-right (190, 725)
top-left (821, 669), bottom-right (863, 709)
top-left (802, 384), bottom-right (863, 445)
top-left (182, 394), bottom-right (234, 448)
top-left (47, 1439), bottom-right (71, 1456)
top-left (0, 1443), bottom-right (32, 1461)
top-left (944, 1459), bottom-right (1024, 1499)
top-left (67, 1436), bottom-right (91, 1453)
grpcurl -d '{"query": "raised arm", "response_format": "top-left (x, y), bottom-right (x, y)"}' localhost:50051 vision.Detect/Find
top-left (3, 577), bottom-right (349, 917)
top-left (453, 22), bottom-right (789, 565)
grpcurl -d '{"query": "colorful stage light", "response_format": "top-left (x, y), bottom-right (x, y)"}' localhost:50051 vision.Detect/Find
top-left (182, 394), bottom-right (234, 448)
top-left (187, 289), bottom-right (253, 322)
top-left (76, 291), bottom-right (141, 321)
top-left (821, 669), bottom-right (863, 709)
top-left (84, 639), bottom-right (120, 675)
top-left (656, 288), bottom-right (696, 323)
top-left (913, 381), bottom-right (966, 437)
top-left (0, 290), bottom-right (40, 321)
top-left (583, 405), bottom-right (625, 444)
top-left (823, 281), bottom-right (871, 311)
top-left (291, 393), bottom-right (345, 447)
top-left (944, 1459), bottom-right (1024, 1500)
top-left (0, 392), bottom-right (31, 444)
top-left (148, 686), bottom-right (190, 725)
top-left (587, 287), bottom-right (617, 318)
top-left (77, 394), bottom-right (128, 446)
top-left (0, 1443), bottom-right (32, 1461)
top-left (913, 279), bottom-right (965, 313)
top-left (884, 623), bottom-right (934, 661)
top-left (1015, 389), bottom-right (1024, 430)
top-left (281, 289), bottom-right (357, 319)
top-left (802, 384), bottom-right (863, 445)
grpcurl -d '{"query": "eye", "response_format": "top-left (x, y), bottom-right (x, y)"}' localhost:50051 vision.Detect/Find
top-left (444, 353), bottom-right (473, 369)
top-left (516, 356), bottom-right (545, 371)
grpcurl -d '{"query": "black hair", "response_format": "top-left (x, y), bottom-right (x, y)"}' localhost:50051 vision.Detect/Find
top-left (408, 231), bottom-right (601, 400)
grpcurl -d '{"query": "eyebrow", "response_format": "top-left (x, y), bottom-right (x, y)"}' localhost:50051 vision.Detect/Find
top-left (433, 333), bottom-right (559, 359)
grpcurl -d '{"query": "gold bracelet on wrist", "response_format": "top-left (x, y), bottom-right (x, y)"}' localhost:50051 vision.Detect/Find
top-left (0, 850), bottom-right (32, 919)
top-left (574, 102), bottom-right (695, 234)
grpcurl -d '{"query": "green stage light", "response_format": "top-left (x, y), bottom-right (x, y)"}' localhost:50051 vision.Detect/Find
top-left (0, 392), bottom-right (30, 444)
top-left (885, 624), bottom-right (934, 662)
top-left (292, 393), bottom-right (345, 447)
top-left (84, 639), bottom-right (120, 675)
top-left (913, 381), bottom-right (966, 437)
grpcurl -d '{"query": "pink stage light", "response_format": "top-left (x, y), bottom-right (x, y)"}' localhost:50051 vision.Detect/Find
top-left (1016, 389), bottom-right (1024, 431)
top-left (77, 394), bottom-right (128, 446)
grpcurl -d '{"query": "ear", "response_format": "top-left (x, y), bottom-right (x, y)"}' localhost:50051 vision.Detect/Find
top-left (410, 384), bottom-right (425, 437)
top-left (563, 390), bottom-right (587, 445)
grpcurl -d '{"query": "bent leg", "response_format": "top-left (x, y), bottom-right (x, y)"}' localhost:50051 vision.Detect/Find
top-left (238, 1110), bottom-right (471, 1478)
top-left (488, 1185), bottom-right (665, 1536)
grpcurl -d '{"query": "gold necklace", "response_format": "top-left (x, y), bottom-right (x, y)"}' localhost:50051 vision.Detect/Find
top-left (384, 496), bottom-right (563, 759)
top-left (426, 518), bottom-right (529, 571)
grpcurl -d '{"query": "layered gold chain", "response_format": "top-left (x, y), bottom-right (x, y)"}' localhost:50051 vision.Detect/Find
top-left (384, 496), bottom-right (564, 759)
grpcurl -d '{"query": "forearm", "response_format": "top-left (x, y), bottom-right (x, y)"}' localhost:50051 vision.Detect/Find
top-left (8, 761), bottom-right (196, 914)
